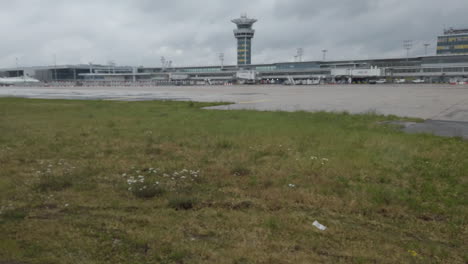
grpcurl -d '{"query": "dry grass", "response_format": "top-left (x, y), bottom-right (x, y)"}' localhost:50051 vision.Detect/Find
top-left (0, 98), bottom-right (467, 264)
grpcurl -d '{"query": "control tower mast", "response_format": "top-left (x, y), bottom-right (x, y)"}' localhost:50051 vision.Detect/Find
top-left (232, 14), bottom-right (257, 65)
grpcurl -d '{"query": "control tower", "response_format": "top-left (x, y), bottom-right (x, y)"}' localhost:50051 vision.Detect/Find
top-left (232, 14), bottom-right (257, 65)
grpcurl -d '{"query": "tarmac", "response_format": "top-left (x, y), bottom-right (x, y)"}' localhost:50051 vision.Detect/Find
top-left (1, 84), bottom-right (468, 139)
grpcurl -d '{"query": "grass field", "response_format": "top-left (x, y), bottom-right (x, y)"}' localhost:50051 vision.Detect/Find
top-left (0, 98), bottom-right (467, 264)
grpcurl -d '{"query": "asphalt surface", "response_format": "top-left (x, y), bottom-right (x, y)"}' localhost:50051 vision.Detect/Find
top-left (385, 120), bottom-right (468, 139)
top-left (1, 84), bottom-right (468, 139)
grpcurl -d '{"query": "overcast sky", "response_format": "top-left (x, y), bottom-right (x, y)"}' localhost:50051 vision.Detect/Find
top-left (1, 0), bottom-right (467, 68)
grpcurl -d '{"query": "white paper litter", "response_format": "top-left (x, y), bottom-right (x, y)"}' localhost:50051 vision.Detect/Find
top-left (313, 220), bottom-right (327, 231)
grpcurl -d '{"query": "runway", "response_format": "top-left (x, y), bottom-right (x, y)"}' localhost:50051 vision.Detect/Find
top-left (1, 84), bottom-right (468, 138)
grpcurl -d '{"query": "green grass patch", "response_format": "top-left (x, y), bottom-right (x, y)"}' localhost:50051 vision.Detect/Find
top-left (0, 98), bottom-right (466, 263)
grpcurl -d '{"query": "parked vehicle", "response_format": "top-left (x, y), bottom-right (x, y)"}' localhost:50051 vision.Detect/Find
top-left (449, 78), bottom-right (468, 85)
top-left (395, 79), bottom-right (406, 84)
top-left (375, 79), bottom-right (387, 84)
top-left (412, 79), bottom-right (425, 83)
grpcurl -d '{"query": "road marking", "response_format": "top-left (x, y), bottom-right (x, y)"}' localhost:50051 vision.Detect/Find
top-left (238, 99), bottom-right (270, 104)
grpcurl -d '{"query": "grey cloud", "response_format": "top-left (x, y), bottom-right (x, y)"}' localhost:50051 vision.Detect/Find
top-left (0, 0), bottom-right (467, 67)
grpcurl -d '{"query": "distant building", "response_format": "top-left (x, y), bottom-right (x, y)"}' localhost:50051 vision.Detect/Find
top-left (437, 27), bottom-right (468, 55)
top-left (2, 54), bottom-right (468, 85)
top-left (232, 14), bottom-right (257, 65)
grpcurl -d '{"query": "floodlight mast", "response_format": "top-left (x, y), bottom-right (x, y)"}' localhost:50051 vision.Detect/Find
top-left (54, 54), bottom-right (57, 81)
top-left (322, 49), bottom-right (328, 61)
top-left (424, 43), bottom-right (430, 55)
top-left (297, 48), bottom-right (304, 62)
top-left (403, 40), bottom-right (413, 60)
top-left (219, 53), bottom-right (225, 69)
top-left (15, 57), bottom-right (19, 77)
top-left (161, 57), bottom-right (166, 71)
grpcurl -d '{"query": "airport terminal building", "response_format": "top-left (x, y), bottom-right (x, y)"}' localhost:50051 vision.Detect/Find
top-left (2, 20), bottom-right (468, 85)
top-left (2, 53), bottom-right (468, 85)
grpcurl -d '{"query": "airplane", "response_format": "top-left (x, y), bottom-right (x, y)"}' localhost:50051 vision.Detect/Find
top-left (0, 76), bottom-right (40, 86)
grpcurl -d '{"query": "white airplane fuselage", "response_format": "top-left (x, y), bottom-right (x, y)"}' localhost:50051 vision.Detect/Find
top-left (0, 76), bottom-right (40, 86)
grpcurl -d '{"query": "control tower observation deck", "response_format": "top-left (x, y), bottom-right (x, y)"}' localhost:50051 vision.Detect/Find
top-left (232, 14), bottom-right (257, 65)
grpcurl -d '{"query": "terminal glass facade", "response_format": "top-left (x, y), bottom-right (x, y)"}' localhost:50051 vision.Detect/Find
top-left (256, 65), bottom-right (277, 71)
top-left (180, 68), bottom-right (221, 73)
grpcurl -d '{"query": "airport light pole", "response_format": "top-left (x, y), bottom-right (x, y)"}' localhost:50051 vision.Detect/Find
top-left (424, 43), bottom-right (430, 56)
top-left (161, 56), bottom-right (166, 71)
top-left (108, 60), bottom-right (116, 74)
top-left (297, 48), bottom-right (304, 62)
top-left (219, 53), bottom-right (225, 69)
top-left (89, 62), bottom-right (93, 81)
top-left (15, 57), bottom-right (19, 77)
top-left (322, 49), bottom-right (328, 61)
top-left (53, 54), bottom-right (57, 82)
top-left (403, 40), bottom-right (412, 60)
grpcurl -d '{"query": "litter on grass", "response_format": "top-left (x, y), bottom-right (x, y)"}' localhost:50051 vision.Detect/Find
top-left (313, 220), bottom-right (327, 231)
